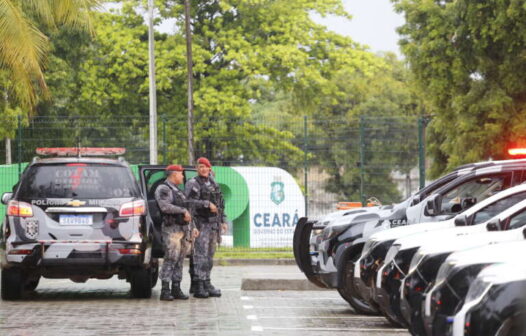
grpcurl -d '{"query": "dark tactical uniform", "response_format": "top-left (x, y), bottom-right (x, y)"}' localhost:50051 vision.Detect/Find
top-left (185, 175), bottom-right (226, 297)
top-left (155, 180), bottom-right (195, 299)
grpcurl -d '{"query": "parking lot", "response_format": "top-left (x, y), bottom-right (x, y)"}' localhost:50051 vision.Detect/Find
top-left (0, 265), bottom-right (408, 336)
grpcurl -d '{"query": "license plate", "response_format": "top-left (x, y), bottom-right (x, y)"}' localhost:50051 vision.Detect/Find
top-left (59, 214), bottom-right (93, 225)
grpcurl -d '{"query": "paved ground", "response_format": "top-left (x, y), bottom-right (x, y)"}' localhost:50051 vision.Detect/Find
top-left (0, 265), bottom-right (409, 336)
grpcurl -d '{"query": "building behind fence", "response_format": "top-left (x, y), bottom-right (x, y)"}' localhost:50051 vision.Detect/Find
top-left (0, 115), bottom-right (427, 249)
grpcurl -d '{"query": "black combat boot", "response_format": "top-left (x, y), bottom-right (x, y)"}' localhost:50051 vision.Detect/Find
top-left (193, 280), bottom-right (209, 299)
top-left (204, 279), bottom-right (221, 297)
top-left (160, 281), bottom-right (174, 301)
top-left (171, 281), bottom-right (189, 300)
top-left (189, 279), bottom-right (198, 294)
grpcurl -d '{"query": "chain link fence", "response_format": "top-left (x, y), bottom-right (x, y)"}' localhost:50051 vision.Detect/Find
top-left (0, 114), bottom-right (426, 251)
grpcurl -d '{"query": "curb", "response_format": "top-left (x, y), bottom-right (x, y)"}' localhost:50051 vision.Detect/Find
top-left (214, 258), bottom-right (296, 266)
top-left (180, 258), bottom-right (296, 266)
top-left (241, 278), bottom-right (330, 291)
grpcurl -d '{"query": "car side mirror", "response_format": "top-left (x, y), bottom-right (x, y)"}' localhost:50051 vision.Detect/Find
top-left (461, 197), bottom-right (477, 210)
top-left (1, 192), bottom-right (12, 205)
top-left (425, 194), bottom-right (442, 216)
top-left (454, 214), bottom-right (468, 226)
top-left (523, 227), bottom-right (526, 239)
top-left (486, 220), bottom-right (501, 231)
top-left (410, 194), bottom-right (421, 207)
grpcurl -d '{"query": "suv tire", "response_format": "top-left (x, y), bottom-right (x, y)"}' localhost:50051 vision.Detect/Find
top-left (1, 268), bottom-right (24, 300)
top-left (338, 255), bottom-right (380, 315)
top-left (130, 267), bottom-right (152, 299)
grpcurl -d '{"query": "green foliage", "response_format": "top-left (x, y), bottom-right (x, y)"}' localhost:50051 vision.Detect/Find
top-left (393, 0), bottom-right (526, 177)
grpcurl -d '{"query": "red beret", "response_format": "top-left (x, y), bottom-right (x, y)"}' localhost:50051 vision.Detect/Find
top-left (166, 164), bottom-right (184, 172)
top-left (197, 157), bottom-right (211, 168)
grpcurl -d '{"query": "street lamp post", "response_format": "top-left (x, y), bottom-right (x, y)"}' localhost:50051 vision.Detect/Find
top-left (148, 0), bottom-right (158, 164)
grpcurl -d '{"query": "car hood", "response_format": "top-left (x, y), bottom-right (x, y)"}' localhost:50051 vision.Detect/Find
top-left (416, 227), bottom-right (526, 257)
top-left (445, 240), bottom-right (526, 270)
top-left (369, 219), bottom-right (454, 244)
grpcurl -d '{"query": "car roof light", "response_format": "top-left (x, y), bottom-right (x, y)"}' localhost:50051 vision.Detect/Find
top-left (508, 148), bottom-right (526, 156)
top-left (36, 147), bottom-right (126, 157)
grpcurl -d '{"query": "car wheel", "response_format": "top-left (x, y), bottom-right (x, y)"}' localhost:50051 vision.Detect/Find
top-left (1, 268), bottom-right (24, 300)
top-left (25, 275), bottom-right (41, 291)
top-left (338, 256), bottom-right (380, 315)
top-left (130, 267), bottom-right (152, 299)
top-left (150, 259), bottom-right (159, 288)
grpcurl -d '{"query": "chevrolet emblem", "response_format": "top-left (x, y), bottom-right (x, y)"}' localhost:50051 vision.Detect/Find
top-left (67, 200), bottom-right (86, 207)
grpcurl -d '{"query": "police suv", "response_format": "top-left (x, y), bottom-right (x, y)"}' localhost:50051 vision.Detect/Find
top-left (0, 148), bottom-right (161, 300)
top-left (293, 159), bottom-right (526, 314)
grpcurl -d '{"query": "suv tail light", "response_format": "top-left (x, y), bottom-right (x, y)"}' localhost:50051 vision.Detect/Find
top-left (7, 201), bottom-right (33, 217)
top-left (119, 200), bottom-right (146, 217)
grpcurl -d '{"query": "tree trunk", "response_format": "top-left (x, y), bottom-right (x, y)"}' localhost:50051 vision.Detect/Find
top-left (5, 138), bottom-right (11, 164)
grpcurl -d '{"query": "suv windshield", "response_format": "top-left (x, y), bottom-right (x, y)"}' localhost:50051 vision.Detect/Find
top-left (17, 163), bottom-right (140, 199)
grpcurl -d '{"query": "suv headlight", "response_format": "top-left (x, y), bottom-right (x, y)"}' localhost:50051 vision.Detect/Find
top-left (465, 277), bottom-right (492, 303)
top-left (385, 244), bottom-right (401, 264)
top-left (435, 261), bottom-right (456, 286)
top-left (322, 223), bottom-right (352, 241)
top-left (409, 249), bottom-right (426, 274)
top-left (362, 238), bottom-right (379, 257)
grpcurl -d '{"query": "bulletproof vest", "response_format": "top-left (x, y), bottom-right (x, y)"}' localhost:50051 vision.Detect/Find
top-left (163, 182), bottom-right (186, 225)
top-left (194, 177), bottom-right (221, 218)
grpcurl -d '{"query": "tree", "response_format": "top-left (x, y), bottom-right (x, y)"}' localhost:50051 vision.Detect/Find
top-left (393, 0), bottom-right (526, 177)
top-left (0, 0), bottom-right (101, 109)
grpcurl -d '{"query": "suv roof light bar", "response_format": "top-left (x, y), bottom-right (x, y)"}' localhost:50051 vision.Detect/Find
top-left (36, 147), bottom-right (126, 157)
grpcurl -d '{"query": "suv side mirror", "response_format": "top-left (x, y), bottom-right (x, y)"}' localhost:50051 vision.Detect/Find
top-left (410, 194), bottom-right (421, 207)
top-left (425, 194), bottom-right (442, 216)
top-left (461, 197), bottom-right (477, 210)
top-left (486, 220), bottom-right (501, 231)
top-left (1, 192), bottom-right (12, 205)
top-left (454, 214), bottom-right (468, 226)
top-left (523, 227), bottom-right (526, 239)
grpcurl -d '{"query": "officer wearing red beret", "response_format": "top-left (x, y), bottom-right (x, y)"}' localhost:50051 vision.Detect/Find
top-left (185, 157), bottom-right (227, 298)
top-left (155, 164), bottom-right (200, 301)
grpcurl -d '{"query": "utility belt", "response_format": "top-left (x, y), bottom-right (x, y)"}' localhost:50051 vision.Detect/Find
top-left (163, 213), bottom-right (189, 226)
top-left (194, 215), bottom-right (221, 230)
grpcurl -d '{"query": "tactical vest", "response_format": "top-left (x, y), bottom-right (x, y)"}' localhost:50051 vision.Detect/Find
top-left (194, 177), bottom-right (221, 219)
top-left (163, 182), bottom-right (187, 225)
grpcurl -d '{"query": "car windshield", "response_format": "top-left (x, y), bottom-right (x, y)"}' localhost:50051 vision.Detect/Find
top-left (17, 163), bottom-right (140, 199)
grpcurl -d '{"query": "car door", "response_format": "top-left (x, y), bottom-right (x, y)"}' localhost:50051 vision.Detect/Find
top-left (138, 165), bottom-right (196, 257)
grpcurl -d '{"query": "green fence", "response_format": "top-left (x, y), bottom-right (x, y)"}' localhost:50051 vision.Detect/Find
top-left (0, 115), bottom-right (426, 251)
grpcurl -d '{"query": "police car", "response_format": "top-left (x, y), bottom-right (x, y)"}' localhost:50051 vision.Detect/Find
top-left (0, 148), bottom-right (162, 300)
top-left (293, 159), bottom-right (526, 314)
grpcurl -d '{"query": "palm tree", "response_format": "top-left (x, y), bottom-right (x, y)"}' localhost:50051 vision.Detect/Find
top-left (0, 0), bottom-right (101, 108)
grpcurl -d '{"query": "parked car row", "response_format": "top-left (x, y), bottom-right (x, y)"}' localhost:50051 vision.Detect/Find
top-left (294, 159), bottom-right (526, 335)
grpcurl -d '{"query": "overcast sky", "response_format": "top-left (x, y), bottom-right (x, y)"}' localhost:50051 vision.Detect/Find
top-left (312, 0), bottom-right (405, 56)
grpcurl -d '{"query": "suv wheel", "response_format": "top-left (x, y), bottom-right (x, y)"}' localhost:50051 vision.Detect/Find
top-left (130, 267), bottom-right (152, 299)
top-left (338, 255), bottom-right (380, 315)
top-left (1, 268), bottom-right (24, 300)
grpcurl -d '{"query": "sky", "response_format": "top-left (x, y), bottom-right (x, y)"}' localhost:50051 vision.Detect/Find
top-left (312, 0), bottom-right (405, 56)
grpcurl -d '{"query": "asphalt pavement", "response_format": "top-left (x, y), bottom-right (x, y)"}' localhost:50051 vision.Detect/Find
top-left (0, 265), bottom-right (409, 336)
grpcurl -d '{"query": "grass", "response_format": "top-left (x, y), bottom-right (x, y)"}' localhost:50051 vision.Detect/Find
top-left (215, 247), bottom-right (294, 259)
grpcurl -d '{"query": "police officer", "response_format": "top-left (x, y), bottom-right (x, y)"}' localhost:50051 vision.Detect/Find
top-left (155, 164), bottom-right (198, 301)
top-left (185, 157), bottom-right (227, 298)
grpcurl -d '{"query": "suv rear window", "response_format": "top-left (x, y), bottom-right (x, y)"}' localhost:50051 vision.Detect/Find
top-left (17, 163), bottom-right (140, 199)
